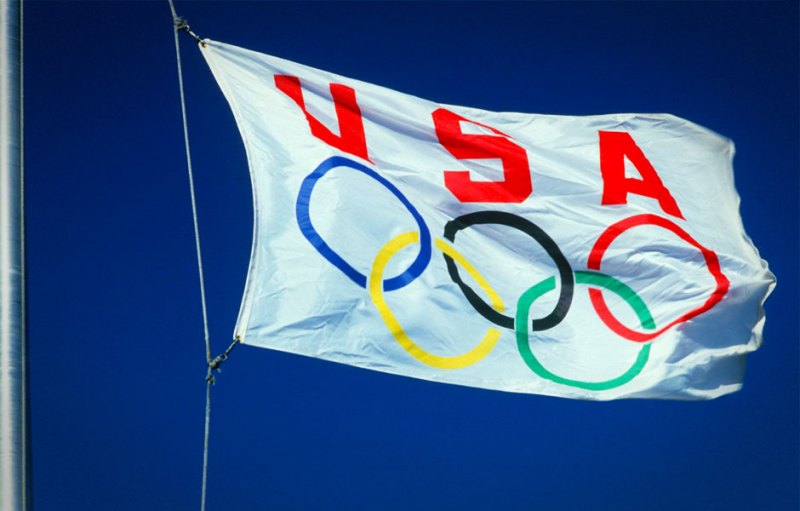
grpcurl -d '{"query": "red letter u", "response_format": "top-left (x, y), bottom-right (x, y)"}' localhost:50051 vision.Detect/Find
top-left (275, 75), bottom-right (370, 162)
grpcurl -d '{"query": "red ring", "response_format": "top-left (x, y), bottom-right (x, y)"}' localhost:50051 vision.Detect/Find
top-left (587, 214), bottom-right (729, 343)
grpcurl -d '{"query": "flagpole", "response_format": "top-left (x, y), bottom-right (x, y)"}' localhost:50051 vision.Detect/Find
top-left (0, 0), bottom-right (30, 509)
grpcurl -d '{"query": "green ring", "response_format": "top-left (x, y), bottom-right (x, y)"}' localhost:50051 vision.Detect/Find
top-left (515, 271), bottom-right (655, 391)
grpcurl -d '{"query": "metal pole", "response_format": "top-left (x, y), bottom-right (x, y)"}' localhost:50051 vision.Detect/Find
top-left (0, 0), bottom-right (29, 509)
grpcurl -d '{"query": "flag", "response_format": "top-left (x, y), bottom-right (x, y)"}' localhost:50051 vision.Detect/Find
top-left (200, 39), bottom-right (774, 400)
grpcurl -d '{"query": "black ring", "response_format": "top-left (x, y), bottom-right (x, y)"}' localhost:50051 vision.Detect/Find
top-left (442, 211), bottom-right (574, 331)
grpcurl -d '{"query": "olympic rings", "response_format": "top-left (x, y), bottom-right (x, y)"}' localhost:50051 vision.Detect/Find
top-left (515, 271), bottom-right (654, 390)
top-left (369, 231), bottom-right (504, 369)
top-left (443, 211), bottom-right (574, 332)
top-left (587, 214), bottom-right (730, 343)
top-left (296, 156), bottom-right (432, 292)
top-left (295, 156), bottom-right (731, 391)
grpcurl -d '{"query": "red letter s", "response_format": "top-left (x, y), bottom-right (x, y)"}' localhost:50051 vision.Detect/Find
top-left (433, 108), bottom-right (532, 203)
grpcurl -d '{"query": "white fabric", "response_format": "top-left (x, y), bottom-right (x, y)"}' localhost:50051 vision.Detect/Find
top-left (201, 39), bottom-right (774, 400)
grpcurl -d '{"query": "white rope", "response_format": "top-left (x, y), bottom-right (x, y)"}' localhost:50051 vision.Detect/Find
top-left (201, 371), bottom-right (212, 511)
top-left (169, 1), bottom-right (211, 365)
top-left (167, 2), bottom-right (213, 510)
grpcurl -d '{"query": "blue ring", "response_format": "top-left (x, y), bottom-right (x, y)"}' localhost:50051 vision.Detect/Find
top-left (296, 156), bottom-right (432, 291)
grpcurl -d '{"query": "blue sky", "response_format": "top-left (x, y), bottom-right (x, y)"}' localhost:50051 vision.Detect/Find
top-left (25, 2), bottom-right (797, 510)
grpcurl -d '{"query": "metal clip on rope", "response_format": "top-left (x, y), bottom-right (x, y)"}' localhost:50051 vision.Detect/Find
top-left (205, 339), bottom-right (241, 384)
top-left (174, 16), bottom-right (204, 45)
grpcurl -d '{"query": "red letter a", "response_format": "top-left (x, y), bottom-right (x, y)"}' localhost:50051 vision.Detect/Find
top-left (275, 75), bottom-right (370, 162)
top-left (599, 131), bottom-right (684, 219)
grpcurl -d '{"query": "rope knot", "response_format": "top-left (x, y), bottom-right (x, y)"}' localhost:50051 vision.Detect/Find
top-left (205, 354), bottom-right (226, 385)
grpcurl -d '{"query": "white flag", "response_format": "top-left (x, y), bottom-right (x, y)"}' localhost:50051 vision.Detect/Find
top-left (201, 39), bottom-right (774, 400)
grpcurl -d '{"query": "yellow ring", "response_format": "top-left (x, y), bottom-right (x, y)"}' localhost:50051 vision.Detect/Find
top-left (368, 231), bottom-right (505, 369)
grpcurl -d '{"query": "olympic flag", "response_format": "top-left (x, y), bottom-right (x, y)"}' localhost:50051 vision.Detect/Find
top-left (201, 40), bottom-right (774, 400)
